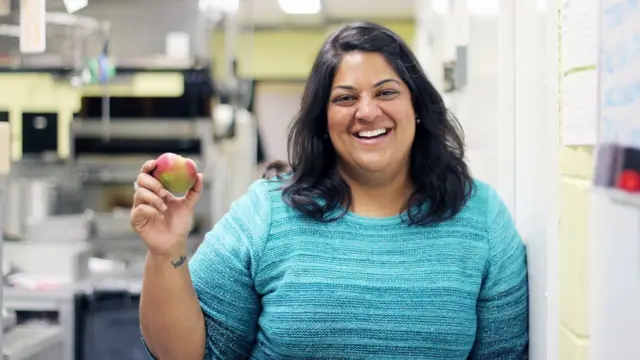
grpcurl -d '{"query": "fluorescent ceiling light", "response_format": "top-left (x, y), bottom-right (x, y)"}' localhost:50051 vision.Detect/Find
top-left (199, 0), bottom-right (239, 13)
top-left (63, 0), bottom-right (88, 13)
top-left (277, 0), bottom-right (321, 14)
top-left (217, 0), bottom-right (239, 12)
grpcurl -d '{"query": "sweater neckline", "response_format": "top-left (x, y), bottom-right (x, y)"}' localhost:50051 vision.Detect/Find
top-left (338, 208), bottom-right (406, 227)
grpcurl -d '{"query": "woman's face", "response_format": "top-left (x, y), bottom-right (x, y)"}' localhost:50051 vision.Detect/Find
top-left (327, 52), bottom-right (416, 176)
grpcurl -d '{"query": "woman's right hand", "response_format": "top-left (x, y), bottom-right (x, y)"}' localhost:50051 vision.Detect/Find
top-left (130, 159), bottom-right (204, 256)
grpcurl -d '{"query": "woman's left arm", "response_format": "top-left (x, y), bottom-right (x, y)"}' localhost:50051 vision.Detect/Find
top-left (469, 188), bottom-right (529, 360)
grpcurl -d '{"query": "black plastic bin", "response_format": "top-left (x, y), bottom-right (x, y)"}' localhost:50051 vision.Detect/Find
top-left (74, 290), bottom-right (152, 360)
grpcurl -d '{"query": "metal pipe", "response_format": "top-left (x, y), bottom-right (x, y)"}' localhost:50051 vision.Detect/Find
top-left (0, 24), bottom-right (19, 37)
top-left (101, 82), bottom-right (110, 143)
top-left (0, 122), bottom-right (9, 353)
top-left (0, 181), bottom-right (5, 355)
top-left (100, 31), bottom-right (112, 143)
top-left (45, 12), bottom-right (104, 31)
top-left (223, 11), bottom-right (238, 87)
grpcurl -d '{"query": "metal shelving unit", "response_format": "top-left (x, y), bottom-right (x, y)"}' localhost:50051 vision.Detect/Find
top-left (0, 177), bottom-right (5, 353)
top-left (0, 114), bottom-right (10, 357)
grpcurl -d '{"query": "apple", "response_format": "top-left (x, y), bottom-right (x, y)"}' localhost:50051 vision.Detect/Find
top-left (152, 153), bottom-right (198, 194)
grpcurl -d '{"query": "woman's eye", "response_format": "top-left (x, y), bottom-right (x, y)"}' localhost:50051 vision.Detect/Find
top-left (334, 95), bottom-right (356, 103)
top-left (379, 89), bottom-right (399, 97)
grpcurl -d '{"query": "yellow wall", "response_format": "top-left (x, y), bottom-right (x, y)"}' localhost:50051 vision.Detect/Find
top-left (1, 22), bottom-right (414, 159)
top-left (0, 72), bottom-right (184, 160)
top-left (210, 21), bottom-right (415, 80)
top-left (0, 74), bottom-right (81, 160)
top-left (557, 9), bottom-right (594, 360)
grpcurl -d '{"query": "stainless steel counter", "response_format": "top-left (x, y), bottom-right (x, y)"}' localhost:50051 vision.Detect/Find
top-left (3, 323), bottom-right (64, 360)
top-left (1, 232), bottom-right (203, 360)
top-left (3, 286), bottom-right (75, 360)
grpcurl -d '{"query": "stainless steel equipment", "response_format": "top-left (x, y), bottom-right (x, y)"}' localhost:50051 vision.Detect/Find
top-left (3, 287), bottom-right (74, 360)
top-left (3, 276), bottom-right (145, 360)
top-left (213, 104), bottom-right (259, 210)
top-left (67, 61), bottom-right (227, 242)
top-left (70, 118), bottom-right (221, 239)
top-left (2, 177), bottom-right (59, 240)
top-left (1, 168), bottom-right (86, 241)
top-left (1, 121), bottom-right (11, 352)
top-left (2, 309), bottom-right (16, 331)
top-left (3, 323), bottom-right (64, 360)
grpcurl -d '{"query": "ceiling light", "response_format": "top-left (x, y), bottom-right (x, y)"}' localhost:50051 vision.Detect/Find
top-left (199, 0), bottom-right (239, 14)
top-left (63, 0), bottom-right (88, 13)
top-left (277, 0), bottom-right (321, 15)
top-left (217, 0), bottom-right (239, 12)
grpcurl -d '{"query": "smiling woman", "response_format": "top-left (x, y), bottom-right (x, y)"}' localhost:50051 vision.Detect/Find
top-left (137, 21), bottom-right (529, 360)
top-left (277, 22), bottom-right (474, 223)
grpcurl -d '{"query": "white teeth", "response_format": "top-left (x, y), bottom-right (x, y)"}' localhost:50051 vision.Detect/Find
top-left (357, 129), bottom-right (388, 138)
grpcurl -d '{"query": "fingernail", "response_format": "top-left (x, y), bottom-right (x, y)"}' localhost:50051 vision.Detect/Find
top-left (161, 203), bottom-right (168, 212)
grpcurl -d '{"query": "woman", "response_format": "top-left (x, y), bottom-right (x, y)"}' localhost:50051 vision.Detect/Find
top-left (133, 22), bottom-right (529, 360)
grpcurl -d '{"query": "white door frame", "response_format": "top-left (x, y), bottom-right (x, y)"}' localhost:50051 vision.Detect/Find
top-left (542, 1), bottom-right (560, 357)
top-left (510, 0), bottom-right (560, 359)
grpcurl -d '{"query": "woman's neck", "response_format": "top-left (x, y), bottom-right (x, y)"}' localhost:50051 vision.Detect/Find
top-left (338, 164), bottom-right (414, 218)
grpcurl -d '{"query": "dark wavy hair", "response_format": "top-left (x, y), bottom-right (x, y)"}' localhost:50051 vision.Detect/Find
top-left (264, 21), bottom-right (474, 226)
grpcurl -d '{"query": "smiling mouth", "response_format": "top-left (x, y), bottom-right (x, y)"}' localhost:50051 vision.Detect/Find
top-left (354, 128), bottom-right (391, 140)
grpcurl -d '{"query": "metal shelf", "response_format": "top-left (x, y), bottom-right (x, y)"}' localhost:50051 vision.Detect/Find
top-left (3, 323), bottom-right (64, 360)
top-left (594, 187), bottom-right (640, 209)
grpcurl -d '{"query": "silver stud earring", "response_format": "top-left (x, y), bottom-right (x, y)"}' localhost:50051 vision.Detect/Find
top-left (416, 118), bottom-right (421, 123)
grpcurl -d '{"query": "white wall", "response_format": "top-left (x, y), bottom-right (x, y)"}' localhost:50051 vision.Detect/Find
top-left (414, 1), bottom-right (560, 359)
top-left (513, 1), bottom-right (558, 359)
top-left (542, 0), bottom-right (560, 357)
top-left (253, 82), bottom-right (304, 162)
top-left (589, 195), bottom-right (640, 359)
top-left (462, 14), bottom-right (499, 189)
top-left (415, 0), bottom-right (504, 197)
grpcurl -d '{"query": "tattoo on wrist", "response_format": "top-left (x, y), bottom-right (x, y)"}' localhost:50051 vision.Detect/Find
top-left (171, 255), bottom-right (187, 269)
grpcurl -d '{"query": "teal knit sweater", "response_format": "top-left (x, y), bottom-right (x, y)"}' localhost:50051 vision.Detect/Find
top-left (147, 178), bottom-right (529, 359)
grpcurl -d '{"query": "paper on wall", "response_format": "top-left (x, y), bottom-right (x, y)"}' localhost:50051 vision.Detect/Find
top-left (561, 0), bottom-right (599, 72)
top-left (562, 70), bottom-right (598, 145)
top-left (598, 0), bottom-right (640, 148)
top-left (19, 0), bottom-right (46, 54)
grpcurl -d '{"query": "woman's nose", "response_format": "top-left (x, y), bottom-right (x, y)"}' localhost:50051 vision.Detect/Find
top-left (355, 98), bottom-right (382, 121)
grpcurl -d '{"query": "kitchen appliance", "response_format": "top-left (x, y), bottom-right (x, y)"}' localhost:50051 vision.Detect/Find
top-left (3, 287), bottom-right (74, 360)
top-left (2, 177), bottom-right (59, 240)
top-left (3, 322), bottom-right (64, 360)
top-left (69, 59), bottom-right (230, 239)
top-left (21, 113), bottom-right (59, 158)
top-left (2, 174), bottom-right (83, 241)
